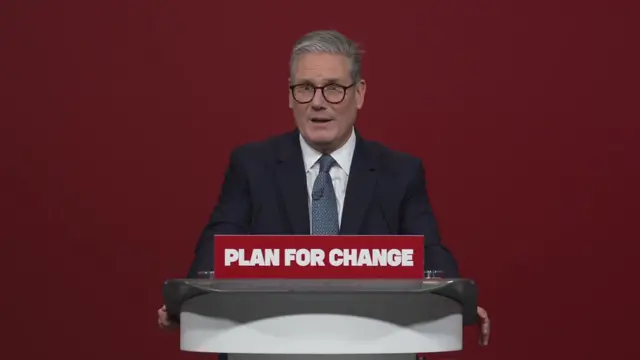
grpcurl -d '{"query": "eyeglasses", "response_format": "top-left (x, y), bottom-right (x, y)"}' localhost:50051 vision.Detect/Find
top-left (289, 83), bottom-right (355, 104)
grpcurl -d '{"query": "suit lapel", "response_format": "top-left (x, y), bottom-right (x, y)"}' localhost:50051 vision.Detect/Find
top-left (275, 130), bottom-right (311, 234)
top-left (340, 134), bottom-right (378, 234)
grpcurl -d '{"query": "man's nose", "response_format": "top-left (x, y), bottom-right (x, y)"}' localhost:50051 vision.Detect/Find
top-left (310, 88), bottom-right (326, 108)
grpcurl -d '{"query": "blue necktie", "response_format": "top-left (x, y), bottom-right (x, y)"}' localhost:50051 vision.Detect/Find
top-left (311, 155), bottom-right (339, 235)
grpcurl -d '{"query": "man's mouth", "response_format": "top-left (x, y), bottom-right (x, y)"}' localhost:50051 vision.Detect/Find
top-left (311, 117), bottom-right (332, 123)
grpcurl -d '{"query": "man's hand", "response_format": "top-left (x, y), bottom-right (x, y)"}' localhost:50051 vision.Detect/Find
top-left (477, 306), bottom-right (490, 346)
top-left (157, 305), bottom-right (178, 330)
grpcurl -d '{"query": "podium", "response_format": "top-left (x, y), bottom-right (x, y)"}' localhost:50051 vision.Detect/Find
top-left (163, 277), bottom-right (478, 360)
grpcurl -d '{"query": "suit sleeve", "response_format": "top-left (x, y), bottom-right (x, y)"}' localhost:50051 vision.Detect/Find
top-left (186, 149), bottom-right (253, 278)
top-left (399, 159), bottom-right (460, 278)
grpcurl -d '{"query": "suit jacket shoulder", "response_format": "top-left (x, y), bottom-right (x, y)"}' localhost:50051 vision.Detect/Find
top-left (226, 129), bottom-right (299, 171)
top-left (361, 139), bottom-right (424, 178)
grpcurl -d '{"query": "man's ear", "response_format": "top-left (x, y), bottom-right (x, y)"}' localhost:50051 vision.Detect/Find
top-left (356, 79), bottom-right (367, 110)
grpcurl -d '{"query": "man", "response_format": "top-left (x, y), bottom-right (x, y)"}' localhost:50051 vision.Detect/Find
top-left (158, 29), bottom-right (490, 346)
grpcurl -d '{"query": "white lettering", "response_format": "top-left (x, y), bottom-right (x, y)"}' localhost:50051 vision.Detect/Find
top-left (225, 248), bottom-right (414, 267)
top-left (401, 249), bottom-right (414, 266)
top-left (224, 249), bottom-right (280, 266)
top-left (327, 249), bottom-right (414, 267)
top-left (284, 248), bottom-right (297, 266)
top-left (329, 249), bottom-right (342, 266)
top-left (311, 249), bottom-right (325, 266)
top-left (386, 249), bottom-right (401, 266)
top-left (224, 249), bottom-right (239, 266)
top-left (296, 248), bottom-right (311, 266)
top-left (264, 248), bottom-right (279, 266)
top-left (284, 248), bottom-right (326, 266)
top-left (358, 248), bottom-right (372, 266)
top-left (343, 249), bottom-right (357, 265)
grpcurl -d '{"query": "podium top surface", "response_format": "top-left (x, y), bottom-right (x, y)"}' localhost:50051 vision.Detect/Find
top-left (163, 278), bottom-right (478, 326)
top-left (166, 278), bottom-right (463, 292)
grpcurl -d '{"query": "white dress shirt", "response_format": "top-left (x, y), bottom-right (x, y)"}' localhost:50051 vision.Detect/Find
top-left (299, 128), bottom-right (356, 228)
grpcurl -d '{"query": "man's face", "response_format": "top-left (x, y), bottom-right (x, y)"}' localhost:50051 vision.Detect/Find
top-left (289, 53), bottom-right (366, 151)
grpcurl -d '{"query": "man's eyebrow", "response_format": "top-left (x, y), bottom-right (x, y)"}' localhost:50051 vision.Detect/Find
top-left (295, 78), bottom-right (342, 84)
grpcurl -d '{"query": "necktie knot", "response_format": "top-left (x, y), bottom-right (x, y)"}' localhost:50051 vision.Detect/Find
top-left (317, 155), bottom-right (337, 173)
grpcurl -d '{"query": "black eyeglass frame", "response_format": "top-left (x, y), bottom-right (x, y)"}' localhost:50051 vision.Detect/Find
top-left (289, 83), bottom-right (356, 104)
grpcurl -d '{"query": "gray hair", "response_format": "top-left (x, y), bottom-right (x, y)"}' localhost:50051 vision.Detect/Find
top-left (289, 30), bottom-right (364, 84)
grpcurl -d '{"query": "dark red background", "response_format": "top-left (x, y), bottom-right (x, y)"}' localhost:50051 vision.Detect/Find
top-left (2, 1), bottom-right (639, 359)
top-left (213, 235), bottom-right (425, 279)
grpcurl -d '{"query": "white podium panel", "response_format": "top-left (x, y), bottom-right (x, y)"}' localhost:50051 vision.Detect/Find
top-left (180, 294), bottom-right (462, 355)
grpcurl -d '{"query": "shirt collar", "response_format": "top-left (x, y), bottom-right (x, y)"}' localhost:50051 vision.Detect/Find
top-left (299, 127), bottom-right (356, 175)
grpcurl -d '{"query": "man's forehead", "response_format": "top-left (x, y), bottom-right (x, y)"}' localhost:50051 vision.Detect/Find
top-left (292, 53), bottom-right (351, 83)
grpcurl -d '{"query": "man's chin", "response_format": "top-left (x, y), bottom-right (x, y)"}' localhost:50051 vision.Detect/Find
top-left (302, 128), bottom-right (333, 141)
top-left (302, 133), bottom-right (338, 151)
top-left (311, 140), bottom-right (336, 150)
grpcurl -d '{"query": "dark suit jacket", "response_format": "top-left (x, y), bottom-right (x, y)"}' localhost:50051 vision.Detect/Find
top-left (187, 128), bottom-right (459, 278)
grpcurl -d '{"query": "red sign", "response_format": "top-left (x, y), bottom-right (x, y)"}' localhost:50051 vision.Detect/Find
top-left (213, 235), bottom-right (424, 279)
